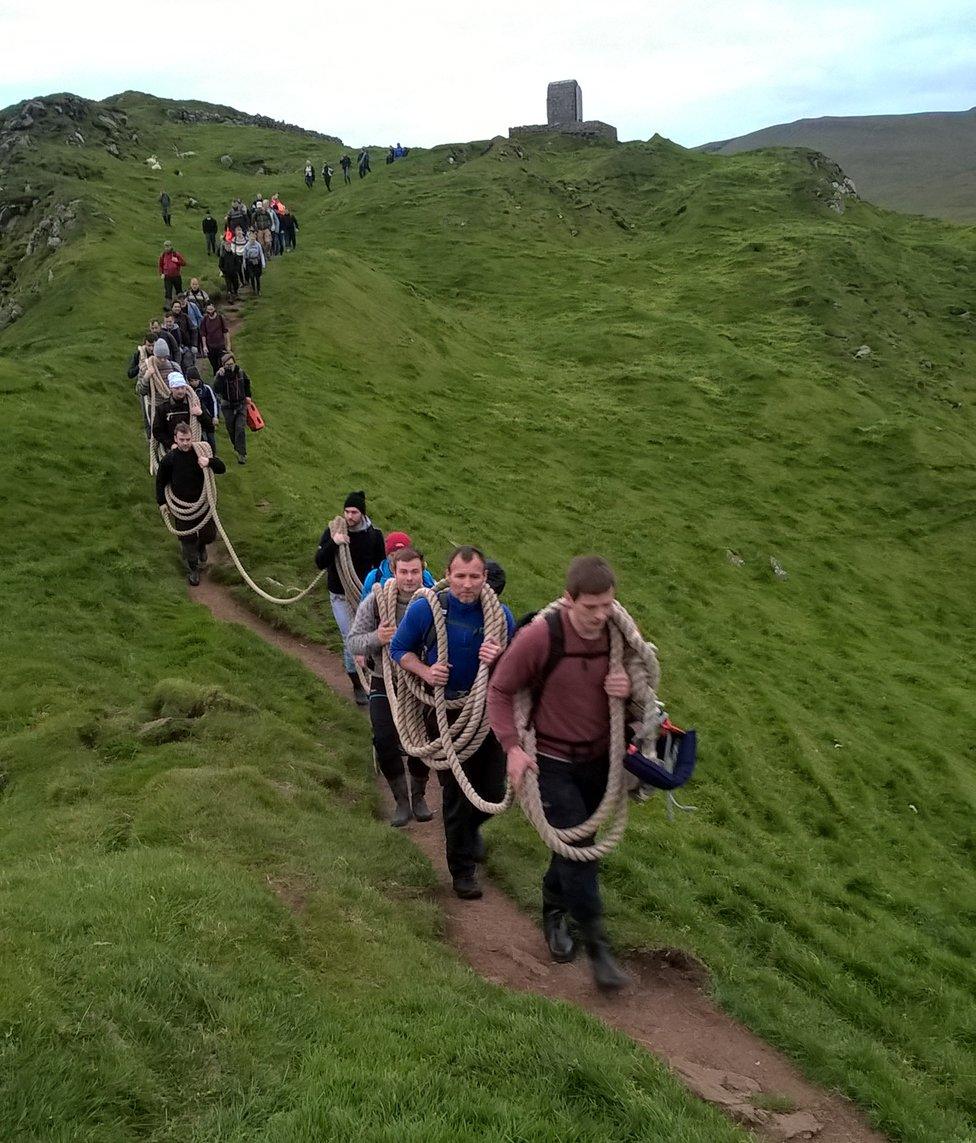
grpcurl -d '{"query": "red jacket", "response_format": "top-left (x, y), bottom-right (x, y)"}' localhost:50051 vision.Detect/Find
top-left (158, 250), bottom-right (187, 278)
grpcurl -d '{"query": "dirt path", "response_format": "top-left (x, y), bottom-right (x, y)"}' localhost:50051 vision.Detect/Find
top-left (192, 578), bottom-right (884, 1143)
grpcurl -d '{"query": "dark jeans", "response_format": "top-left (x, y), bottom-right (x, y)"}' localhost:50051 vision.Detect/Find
top-left (164, 274), bottom-right (182, 301)
top-left (222, 401), bottom-right (247, 458)
top-left (203, 430), bottom-right (217, 455)
top-left (178, 518), bottom-right (216, 571)
top-left (207, 346), bottom-right (226, 376)
top-left (437, 728), bottom-right (505, 879)
top-left (342, 168), bottom-right (351, 184)
top-left (538, 753), bottom-right (610, 924)
top-left (369, 677), bottom-right (429, 786)
top-left (223, 271), bottom-right (240, 298)
top-left (205, 233), bottom-right (217, 254)
top-left (245, 264), bottom-right (262, 293)
top-left (162, 211), bottom-right (171, 226)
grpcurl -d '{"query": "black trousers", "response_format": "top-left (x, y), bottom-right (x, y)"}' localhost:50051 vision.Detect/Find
top-left (437, 724), bottom-right (505, 879)
top-left (369, 677), bottom-right (429, 786)
top-left (538, 753), bottom-right (610, 924)
top-left (178, 518), bottom-right (216, 571)
top-left (205, 233), bottom-right (217, 254)
top-left (245, 264), bottom-right (262, 294)
top-left (164, 275), bottom-right (182, 301)
top-left (207, 346), bottom-right (226, 376)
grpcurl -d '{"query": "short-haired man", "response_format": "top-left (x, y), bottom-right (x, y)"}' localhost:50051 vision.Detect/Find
top-left (314, 491), bottom-right (385, 705)
top-left (201, 211), bottom-right (218, 255)
top-left (212, 352), bottom-right (252, 464)
top-left (158, 240), bottom-right (187, 302)
top-left (200, 303), bottom-right (230, 376)
top-left (347, 547), bottom-right (434, 827)
top-left (487, 555), bottom-right (632, 990)
top-left (391, 546), bottom-right (515, 899)
top-left (187, 366), bottom-right (219, 453)
top-left (155, 422), bottom-right (227, 586)
top-left (252, 200), bottom-right (273, 255)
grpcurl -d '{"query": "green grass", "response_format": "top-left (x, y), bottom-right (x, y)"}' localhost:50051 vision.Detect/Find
top-left (2, 92), bottom-right (976, 1140)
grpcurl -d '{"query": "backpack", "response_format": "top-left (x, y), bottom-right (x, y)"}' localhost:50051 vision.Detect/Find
top-left (517, 610), bottom-right (609, 725)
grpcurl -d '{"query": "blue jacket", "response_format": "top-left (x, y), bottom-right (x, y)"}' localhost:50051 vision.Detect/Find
top-left (361, 559), bottom-right (436, 599)
top-left (390, 592), bottom-right (515, 697)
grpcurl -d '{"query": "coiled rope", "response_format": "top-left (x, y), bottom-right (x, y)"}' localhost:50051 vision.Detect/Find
top-left (328, 513), bottom-right (375, 688)
top-left (376, 577), bottom-right (515, 815)
top-left (512, 599), bottom-right (661, 861)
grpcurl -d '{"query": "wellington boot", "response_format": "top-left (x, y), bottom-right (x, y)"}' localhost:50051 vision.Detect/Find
top-left (543, 907), bottom-right (576, 963)
top-left (388, 775), bottom-right (413, 828)
top-left (410, 776), bottom-right (433, 822)
top-left (349, 672), bottom-right (369, 707)
top-left (581, 920), bottom-right (629, 992)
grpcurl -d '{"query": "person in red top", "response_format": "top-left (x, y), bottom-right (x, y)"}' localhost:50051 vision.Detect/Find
top-left (158, 241), bottom-right (187, 302)
top-left (487, 555), bottom-right (632, 991)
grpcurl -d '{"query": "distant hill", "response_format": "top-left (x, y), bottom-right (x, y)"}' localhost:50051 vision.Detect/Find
top-left (699, 107), bottom-right (976, 223)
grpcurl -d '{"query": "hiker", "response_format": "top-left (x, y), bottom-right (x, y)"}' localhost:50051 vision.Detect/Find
top-left (126, 334), bottom-right (155, 381)
top-left (386, 146), bottom-right (395, 165)
top-left (148, 320), bottom-right (179, 362)
top-left (225, 199), bottom-right (248, 236)
top-left (280, 211), bottom-right (298, 251)
top-left (340, 154), bottom-right (352, 184)
top-left (252, 200), bottom-right (273, 255)
top-left (487, 556), bottom-right (634, 991)
top-left (186, 277), bottom-right (210, 315)
top-left (242, 230), bottom-right (266, 294)
top-left (390, 546), bottom-right (516, 899)
top-left (358, 148), bottom-right (371, 178)
top-left (212, 351), bottom-right (252, 464)
top-left (187, 365), bottom-right (219, 453)
top-left (155, 421), bottom-right (227, 586)
top-left (304, 161), bottom-right (315, 188)
top-left (347, 546), bottom-right (435, 827)
top-left (218, 236), bottom-right (242, 302)
top-left (178, 291), bottom-right (203, 355)
top-left (360, 531), bottom-right (436, 598)
top-left (313, 491), bottom-right (386, 705)
top-left (152, 371), bottom-right (213, 452)
top-left (322, 163), bottom-right (333, 192)
top-left (270, 205), bottom-right (283, 256)
top-left (169, 299), bottom-right (193, 352)
top-left (394, 142), bottom-right (405, 158)
top-left (201, 211), bottom-right (218, 255)
top-left (159, 190), bottom-right (171, 226)
top-left (200, 302), bottom-right (231, 376)
top-left (158, 241), bottom-right (187, 302)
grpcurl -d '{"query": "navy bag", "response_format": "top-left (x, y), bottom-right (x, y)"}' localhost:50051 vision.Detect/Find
top-left (624, 720), bottom-right (697, 790)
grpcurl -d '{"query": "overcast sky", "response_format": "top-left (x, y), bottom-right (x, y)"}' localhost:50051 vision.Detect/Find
top-left (1, 0), bottom-right (973, 147)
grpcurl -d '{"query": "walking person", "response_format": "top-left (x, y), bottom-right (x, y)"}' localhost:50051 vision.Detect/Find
top-left (347, 546), bottom-right (435, 827)
top-left (391, 546), bottom-right (515, 899)
top-left (187, 366), bottom-right (219, 454)
top-left (158, 241), bottom-right (187, 302)
top-left (200, 303), bottom-right (231, 376)
top-left (314, 492), bottom-right (385, 705)
top-left (304, 161), bottom-right (315, 188)
top-left (155, 422), bottom-right (227, 586)
top-left (360, 531), bottom-right (436, 597)
top-left (159, 190), bottom-right (171, 226)
top-left (212, 352), bottom-right (252, 464)
top-left (201, 211), bottom-right (218, 255)
top-left (242, 230), bottom-right (266, 294)
top-left (340, 154), bottom-right (352, 184)
top-left (218, 236), bottom-right (242, 301)
top-left (358, 148), bottom-right (371, 178)
top-left (280, 211), bottom-right (297, 251)
top-left (322, 163), bottom-right (333, 192)
top-left (252, 200), bottom-right (273, 255)
top-left (151, 371), bottom-right (213, 453)
top-left (186, 278), bottom-right (210, 318)
top-left (488, 556), bottom-right (648, 991)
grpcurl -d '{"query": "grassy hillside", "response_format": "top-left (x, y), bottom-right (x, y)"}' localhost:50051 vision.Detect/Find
top-left (2, 92), bottom-right (976, 1140)
top-left (700, 107), bottom-right (976, 223)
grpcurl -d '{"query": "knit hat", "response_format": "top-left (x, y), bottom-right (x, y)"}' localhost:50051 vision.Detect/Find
top-left (384, 531), bottom-right (411, 556)
top-left (167, 371), bottom-right (187, 390)
top-left (153, 338), bottom-right (170, 357)
top-left (344, 490), bottom-right (367, 513)
top-left (485, 559), bottom-right (506, 597)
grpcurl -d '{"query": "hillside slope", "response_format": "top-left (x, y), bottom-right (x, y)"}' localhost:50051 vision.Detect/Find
top-left (2, 93), bottom-right (976, 1140)
top-left (700, 107), bottom-right (976, 222)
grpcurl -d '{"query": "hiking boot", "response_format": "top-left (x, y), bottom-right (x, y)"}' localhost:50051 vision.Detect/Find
top-left (410, 775), bottom-right (433, 822)
top-left (388, 775), bottom-right (413, 828)
top-left (452, 875), bottom-right (483, 900)
top-left (186, 568), bottom-right (201, 587)
top-left (473, 831), bottom-right (486, 863)
top-left (543, 906), bottom-right (576, 963)
top-left (581, 921), bottom-right (629, 992)
top-left (237, 454), bottom-right (247, 465)
top-left (349, 672), bottom-right (369, 707)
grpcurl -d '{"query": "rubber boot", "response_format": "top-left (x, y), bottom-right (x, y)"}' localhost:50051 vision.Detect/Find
top-left (581, 920), bottom-right (629, 992)
top-left (410, 773), bottom-right (433, 822)
top-left (388, 774), bottom-right (412, 828)
top-left (349, 672), bottom-right (369, 707)
top-left (543, 904), bottom-right (576, 963)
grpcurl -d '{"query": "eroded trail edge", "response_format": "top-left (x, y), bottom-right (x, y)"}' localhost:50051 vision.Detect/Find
top-left (193, 579), bottom-right (885, 1143)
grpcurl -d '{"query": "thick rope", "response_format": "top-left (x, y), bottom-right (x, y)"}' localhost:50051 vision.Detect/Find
top-left (141, 352), bottom-right (201, 475)
top-left (514, 600), bottom-right (660, 861)
top-left (329, 513), bottom-right (373, 689)
top-left (378, 578), bottom-right (515, 815)
top-left (159, 442), bottom-right (325, 604)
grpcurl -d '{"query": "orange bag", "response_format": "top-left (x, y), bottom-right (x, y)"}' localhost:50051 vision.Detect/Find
top-left (245, 397), bottom-right (265, 431)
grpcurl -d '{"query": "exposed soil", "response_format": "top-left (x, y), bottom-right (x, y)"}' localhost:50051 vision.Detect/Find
top-left (192, 577), bottom-right (885, 1143)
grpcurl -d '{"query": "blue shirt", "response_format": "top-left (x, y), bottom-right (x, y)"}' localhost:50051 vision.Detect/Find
top-left (361, 558), bottom-right (436, 599)
top-left (390, 592), bottom-right (516, 697)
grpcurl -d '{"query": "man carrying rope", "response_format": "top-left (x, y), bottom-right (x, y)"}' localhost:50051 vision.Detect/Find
top-left (314, 491), bottom-right (385, 705)
top-left (391, 546), bottom-right (515, 899)
top-left (487, 556), bottom-right (635, 991)
top-left (347, 546), bottom-right (434, 828)
top-left (155, 422), bottom-right (227, 585)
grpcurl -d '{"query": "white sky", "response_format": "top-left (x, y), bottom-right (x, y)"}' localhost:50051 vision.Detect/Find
top-left (1, 0), bottom-right (973, 147)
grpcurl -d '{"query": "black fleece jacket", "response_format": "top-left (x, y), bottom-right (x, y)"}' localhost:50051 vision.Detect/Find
top-left (314, 521), bottom-right (385, 594)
